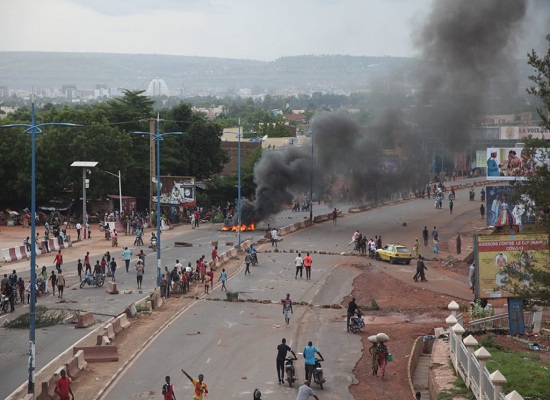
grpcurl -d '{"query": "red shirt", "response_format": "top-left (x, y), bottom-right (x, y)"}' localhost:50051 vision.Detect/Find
top-left (55, 376), bottom-right (71, 399)
top-left (303, 255), bottom-right (312, 267)
top-left (212, 248), bottom-right (218, 261)
top-left (55, 253), bottom-right (63, 265)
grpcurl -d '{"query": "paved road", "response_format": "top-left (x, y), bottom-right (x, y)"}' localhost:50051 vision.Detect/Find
top-left (102, 185), bottom-right (480, 399)
top-left (0, 178), bottom-right (485, 398)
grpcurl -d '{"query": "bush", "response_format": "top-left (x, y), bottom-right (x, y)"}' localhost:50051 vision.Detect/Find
top-left (469, 299), bottom-right (494, 320)
top-left (5, 306), bottom-right (68, 329)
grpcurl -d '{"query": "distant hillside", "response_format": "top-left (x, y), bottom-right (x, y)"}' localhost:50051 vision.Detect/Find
top-left (0, 52), bottom-right (421, 95)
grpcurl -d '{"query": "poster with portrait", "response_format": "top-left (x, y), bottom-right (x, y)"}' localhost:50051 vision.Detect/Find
top-left (486, 147), bottom-right (546, 180)
top-left (486, 186), bottom-right (535, 228)
top-left (475, 233), bottom-right (549, 299)
top-left (152, 176), bottom-right (196, 207)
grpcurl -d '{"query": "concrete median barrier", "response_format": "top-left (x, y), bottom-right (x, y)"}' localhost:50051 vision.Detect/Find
top-left (106, 281), bottom-right (119, 294)
top-left (74, 312), bottom-right (95, 328)
top-left (73, 345), bottom-right (119, 363)
top-left (103, 323), bottom-right (116, 340)
top-left (36, 373), bottom-right (57, 400)
top-left (96, 333), bottom-right (111, 346)
top-left (65, 350), bottom-right (87, 379)
top-left (117, 313), bottom-right (131, 329)
top-left (112, 317), bottom-right (123, 334)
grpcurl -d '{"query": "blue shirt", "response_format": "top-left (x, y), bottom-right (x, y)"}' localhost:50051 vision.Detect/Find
top-left (487, 158), bottom-right (499, 176)
top-left (220, 271), bottom-right (227, 282)
top-left (122, 249), bottom-right (132, 260)
top-left (303, 345), bottom-right (319, 365)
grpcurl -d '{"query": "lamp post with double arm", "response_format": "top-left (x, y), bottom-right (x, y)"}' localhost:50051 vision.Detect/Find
top-left (132, 115), bottom-right (184, 287)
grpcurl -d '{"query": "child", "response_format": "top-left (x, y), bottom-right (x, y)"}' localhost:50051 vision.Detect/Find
top-left (205, 273), bottom-right (212, 294)
top-left (433, 239), bottom-right (439, 254)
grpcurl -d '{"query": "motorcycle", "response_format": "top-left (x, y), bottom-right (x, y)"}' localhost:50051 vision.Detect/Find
top-left (349, 311), bottom-right (365, 334)
top-left (0, 293), bottom-right (12, 313)
top-left (312, 358), bottom-right (326, 390)
top-left (251, 252), bottom-right (258, 266)
top-left (150, 236), bottom-right (157, 251)
top-left (285, 356), bottom-right (298, 387)
top-left (80, 273), bottom-right (105, 288)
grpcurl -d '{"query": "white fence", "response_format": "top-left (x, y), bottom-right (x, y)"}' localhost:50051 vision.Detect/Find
top-left (445, 301), bottom-right (525, 400)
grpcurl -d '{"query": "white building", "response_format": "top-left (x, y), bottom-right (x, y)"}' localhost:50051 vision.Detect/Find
top-left (146, 78), bottom-right (170, 97)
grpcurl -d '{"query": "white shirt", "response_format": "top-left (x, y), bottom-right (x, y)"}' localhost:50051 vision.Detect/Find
top-left (295, 256), bottom-right (304, 267)
top-left (271, 229), bottom-right (278, 239)
top-left (76, 223), bottom-right (82, 230)
top-left (296, 385), bottom-right (316, 400)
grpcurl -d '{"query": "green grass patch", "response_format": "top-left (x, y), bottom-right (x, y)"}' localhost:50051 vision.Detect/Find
top-left (5, 306), bottom-right (68, 329)
top-left (486, 349), bottom-right (550, 398)
top-left (437, 377), bottom-right (475, 400)
top-left (135, 303), bottom-right (149, 312)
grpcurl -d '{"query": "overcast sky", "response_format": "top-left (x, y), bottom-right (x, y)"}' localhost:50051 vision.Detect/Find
top-left (0, 0), bottom-right (435, 61)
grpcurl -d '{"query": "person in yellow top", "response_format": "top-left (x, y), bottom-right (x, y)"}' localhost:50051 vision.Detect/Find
top-left (181, 369), bottom-right (208, 399)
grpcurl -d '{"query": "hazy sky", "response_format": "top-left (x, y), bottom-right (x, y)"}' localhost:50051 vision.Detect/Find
top-left (1, 0), bottom-right (435, 61)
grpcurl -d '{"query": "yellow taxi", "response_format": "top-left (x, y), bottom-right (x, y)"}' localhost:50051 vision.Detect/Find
top-left (375, 244), bottom-right (412, 265)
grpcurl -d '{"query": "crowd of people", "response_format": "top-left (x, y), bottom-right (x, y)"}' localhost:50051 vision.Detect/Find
top-left (349, 230), bottom-right (382, 257)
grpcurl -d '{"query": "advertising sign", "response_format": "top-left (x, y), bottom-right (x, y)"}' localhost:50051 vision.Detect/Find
top-left (499, 126), bottom-right (550, 140)
top-left (486, 186), bottom-right (535, 228)
top-left (475, 150), bottom-right (487, 168)
top-left (486, 147), bottom-right (540, 180)
top-left (476, 233), bottom-right (549, 299)
top-left (152, 176), bottom-right (196, 207)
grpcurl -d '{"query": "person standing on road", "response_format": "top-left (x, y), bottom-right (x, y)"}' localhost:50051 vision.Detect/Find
top-left (43, 231), bottom-right (50, 253)
top-left (84, 252), bottom-right (91, 275)
top-left (122, 247), bottom-right (132, 273)
top-left (110, 257), bottom-right (117, 281)
top-left (77, 259), bottom-right (83, 282)
top-left (469, 262), bottom-right (476, 294)
top-left (431, 226), bottom-right (438, 243)
top-left (138, 249), bottom-right (146, 267)
top-left (54, 250), bottom-right (63, 273)
top-left (456, 234), bottom-right (462, 255)
top-left (244, 250), bottom-right (252, 275)
top-left (54, 369), bottom-right (74, 400)
top-left (276, 338), bottom-right (297, 384)
top-left (57, 270), bottom-right (66, 298)
top-left (295, 253), bottom-right (304, 279)
top-left (449, 199), bottom-right (454, 214)
top-left (218, 268), bottom-right (227, 291)
top-left (347, 297), bottom-right (359, 332)
top-left (162, 375), bottom-right (176, 400)
top-left (376, 342), bottom-right (389, 379)
top-left (282, 293), bottom-right (293, 326)
top-left (271, 228), bottom-right (278, 247)
top-left (181, 369), bottom-right (208, 400)
top-left (422, 226), bottom-right (429, 246)
top-left (296, 381), bottom-right (319, 400)
top-left (369, 342), bottom-right (379, 376)
top-left (303, 252), bottom-right (313, 280)
top-left (433, 238), bottom-right (439, 254)
top-left (303, 342), bottom-right (324, 382)
top-left (480, 204), bottom-right (485, 219)
top-left (413, 239), bottom-right (420, 259)
top-left (49, 270), bottom-right (57, 296)
top-left (212, 245), bottom-right (218, 263)
top-left (332, 207), bottom-right (338, 224)
top-left (75, 222), bottom-right (82, 241)
top-left (136, 260), bottom-right (144, 290)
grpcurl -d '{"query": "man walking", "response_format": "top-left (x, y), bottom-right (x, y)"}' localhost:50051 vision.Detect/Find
top-left (303, 252), bottom-right (313, 280)
top-left (244, 250), bottom-right (252, 275)
top-left (431, 226), bottom-right (438, 243)
top-left (303, 341), bottom-right (324, 382)
top-left (276, 338), bottom-right (297, 384)
top-left (122, 247), bottom-right (132, 273)
top-left (282, 293), bottom-right (293, 326)
top-left (480, 204), bottom-right (485, 219)
top-left (295, 253), bottom-right (304, 279)
top-left (54, 369), bottom-right (74, 400)
top-left (332, 207), bottom-right (338, 224)
top-left (449, 199), bottom-right (454, 214)
top-left (218, 268), bottom-right (227, 291)
top-left (413, 256), bottom-right (428, 282)
top-left (162, 376), bottom-right (176, 400)
top-left (84, 252), bottom-right (91, 275)
top-left (75, 222), bottom-right (82, 241)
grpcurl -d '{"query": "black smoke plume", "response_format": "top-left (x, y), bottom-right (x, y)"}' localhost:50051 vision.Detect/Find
top-left (412, 0), bottom-right (528, 151)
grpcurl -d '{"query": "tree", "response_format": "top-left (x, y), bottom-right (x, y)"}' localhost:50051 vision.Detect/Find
top-left (502, 35), bottom-right (550, 305)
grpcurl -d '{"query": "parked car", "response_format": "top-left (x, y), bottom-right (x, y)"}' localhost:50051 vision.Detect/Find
top-left (375, 244), bottom-right (412, 264)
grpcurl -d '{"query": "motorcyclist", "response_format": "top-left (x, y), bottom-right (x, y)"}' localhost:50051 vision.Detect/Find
top-left (151, 232), bottom-right (157, 250)
top-left (93, 260), bottom-right (103, 286)
top-left (347, 297), bottom-right (359, 332)
top-left (250, 244), bottom-right (258, 264)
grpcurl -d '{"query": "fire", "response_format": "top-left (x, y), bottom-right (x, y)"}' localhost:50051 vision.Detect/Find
top-left (222, 223), bottom-right (256, 232)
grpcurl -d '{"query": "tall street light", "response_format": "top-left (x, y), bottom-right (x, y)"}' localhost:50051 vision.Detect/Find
top-left (132, 114), bottom-right (184, 287)
top-left (101, 169), bottom-right (123, 216)
top-left (71, 161), bottom-right (98, 238)
top-left (310, 129), bottom-right (314, 222)
top-left (1, 100), bottom-right (81, 397)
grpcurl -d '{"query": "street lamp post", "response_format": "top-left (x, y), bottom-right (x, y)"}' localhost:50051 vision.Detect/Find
top-left (102, 169), bottom-right (123, 216)
top-left (310, 130), bottom-right (314, 222)
top-left (71, 162), bottom-right (98, 239)
top-left (132, 114), bottom-right (184, 287)
top-left (1, 101), bottom-right (81, 397)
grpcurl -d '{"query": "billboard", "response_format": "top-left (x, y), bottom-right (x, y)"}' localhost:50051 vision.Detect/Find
top-left (486, 186), bottom-right (535, 228)
top-left (152, 176), bottom-right (196, 207)
top-left (475, 150), bottom-right (487, 169)
top-left (486, 147), bottom-right (540, 180)
top-left (476, 233), bottom-right (549, 299)
top-left (499, 126), bottom-right (550, 140)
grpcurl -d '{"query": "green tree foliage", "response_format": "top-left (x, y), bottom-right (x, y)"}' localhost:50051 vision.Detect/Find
top-left (502, 35), bottom-right (550, 306)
